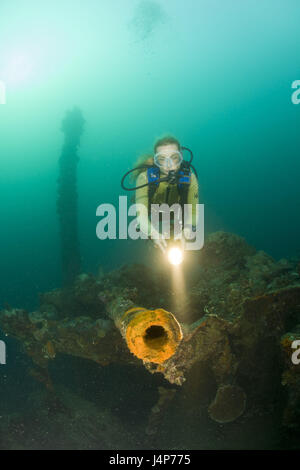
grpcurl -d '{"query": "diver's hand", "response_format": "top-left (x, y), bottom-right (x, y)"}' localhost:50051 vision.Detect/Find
top-left (151, 230), bottom-right (167, 253)
top-left (154, 238), bottom-right (167, 253)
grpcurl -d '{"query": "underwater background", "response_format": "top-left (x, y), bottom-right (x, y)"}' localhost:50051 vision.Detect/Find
top-left (0, 0), bottom-right (300, 450)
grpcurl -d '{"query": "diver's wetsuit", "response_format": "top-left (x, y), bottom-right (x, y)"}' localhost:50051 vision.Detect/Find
top-left (135, 170), bottom-right (199, 237)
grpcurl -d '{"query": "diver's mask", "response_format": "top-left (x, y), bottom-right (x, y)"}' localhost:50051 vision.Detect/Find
top-left (154, 150), bottom-right (183, 172)
top-left (121, 146), bottom-right (197, 192)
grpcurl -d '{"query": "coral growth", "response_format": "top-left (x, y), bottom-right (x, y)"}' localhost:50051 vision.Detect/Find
top-left (208, 384), bottom-right (246, 423)
top-left (1, 231), bottom-right (300, 429)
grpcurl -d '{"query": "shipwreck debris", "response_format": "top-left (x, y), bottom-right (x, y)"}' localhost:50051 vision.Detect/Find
top-left (1, 231), bottom-right (300, 425)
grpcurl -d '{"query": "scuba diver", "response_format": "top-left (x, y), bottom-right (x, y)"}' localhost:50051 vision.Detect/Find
top-left (121, 136), bottom-right (199, 254)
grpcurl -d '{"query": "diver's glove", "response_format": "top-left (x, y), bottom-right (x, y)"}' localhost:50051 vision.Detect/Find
top-left (151, 229), bottom-right (167, 253)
